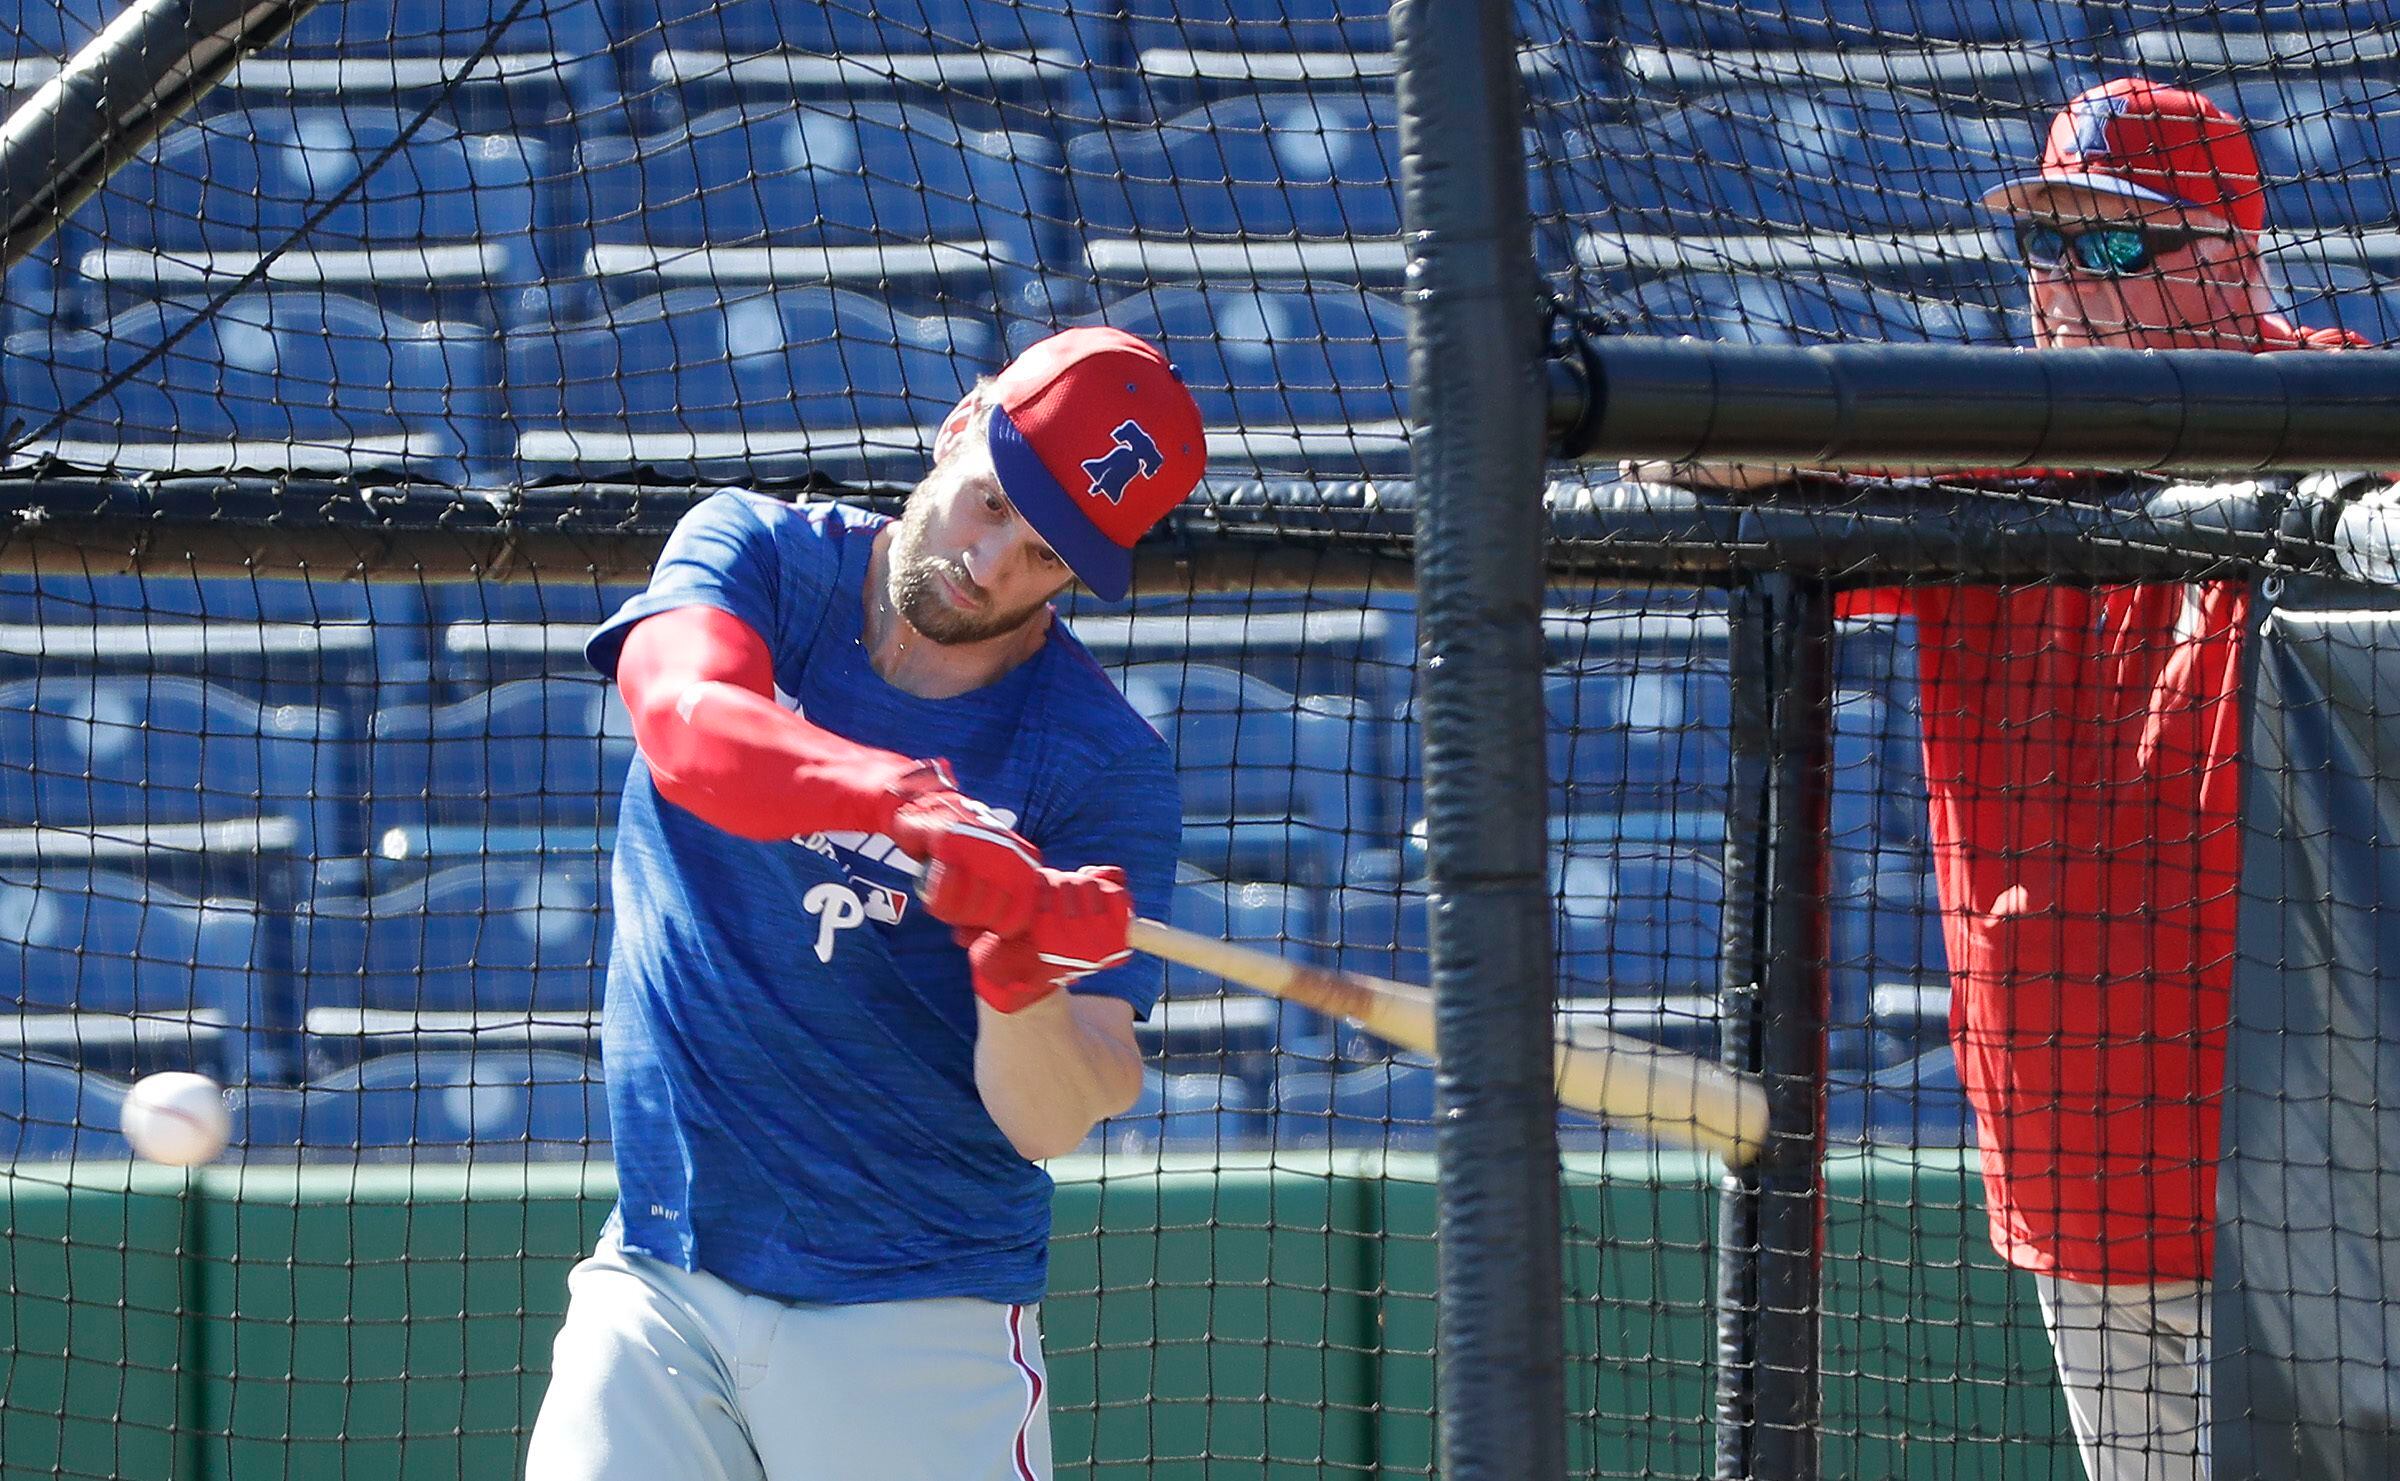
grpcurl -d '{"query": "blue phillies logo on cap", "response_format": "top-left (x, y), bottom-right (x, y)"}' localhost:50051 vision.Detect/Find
top-left (1081, 419), bottom-right (1164, 505)
top-left (984, 326), bottom-right (1207, 602)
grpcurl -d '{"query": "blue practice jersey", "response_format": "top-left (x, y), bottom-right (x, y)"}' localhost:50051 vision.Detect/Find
top-left (586, 491), bottom-right (1180, 1307)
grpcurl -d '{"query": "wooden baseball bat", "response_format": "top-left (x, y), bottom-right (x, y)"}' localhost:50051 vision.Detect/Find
top-left (1127, 917), bottom-right (1771, 1167)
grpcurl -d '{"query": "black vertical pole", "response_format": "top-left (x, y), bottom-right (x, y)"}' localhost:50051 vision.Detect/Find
top-left (1716, 575), bottom-right (1833, 1479)
top-left (1390, 0), bottom-right (1559, 1478)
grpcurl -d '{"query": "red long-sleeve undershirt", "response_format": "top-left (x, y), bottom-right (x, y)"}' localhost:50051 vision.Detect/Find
top-left (615, 604), bottom-right (922, 842)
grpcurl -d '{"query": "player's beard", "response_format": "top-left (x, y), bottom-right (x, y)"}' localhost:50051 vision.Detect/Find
top-left (887, 496), bottom-right (1051, 646)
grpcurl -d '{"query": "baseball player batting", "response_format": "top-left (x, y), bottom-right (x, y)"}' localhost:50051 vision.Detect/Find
top-left (523, 327), bottom-right (1205, 1481)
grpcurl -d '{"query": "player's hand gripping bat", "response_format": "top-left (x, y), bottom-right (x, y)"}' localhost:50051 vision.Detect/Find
top-left (1127, 918), bottom-right (1770, 1166)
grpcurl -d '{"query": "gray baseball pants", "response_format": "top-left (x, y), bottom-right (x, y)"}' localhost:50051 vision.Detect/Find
top-left (524, 1237), bottom-right (1053, 1481)
top-left (2035, 1272), bottom-right (2210, 1481)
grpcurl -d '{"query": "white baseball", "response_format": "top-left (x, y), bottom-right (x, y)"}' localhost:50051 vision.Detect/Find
top-left (121, 1072), bottom-right (232, 1167)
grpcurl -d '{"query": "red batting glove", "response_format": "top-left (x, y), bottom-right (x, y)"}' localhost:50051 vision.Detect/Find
top-left (960, 865), bottom-right (1135, 1014)
top-left (890, 785), bottom-right (1048, 937)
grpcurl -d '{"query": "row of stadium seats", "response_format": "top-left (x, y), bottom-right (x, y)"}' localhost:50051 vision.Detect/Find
top-left (0, 844), bottom-right (1939, 1017)
top-left (4, 0), bottom-right (2383, 132)
top-left (13, 271), bottom-right (2395, 492)
top-left (0, 1043), bottom-right (1975, 1160)
top-left (0, 659), bottom-right (1930, 883)
top-left (0, 285), bottom-right (1407, 485)
top-left (0, 575), bottom-right (1933, 877)
top-left (26, 84), bottom-right (2398, 331)
top-left (0, 568), bottom-right (1950, 1091)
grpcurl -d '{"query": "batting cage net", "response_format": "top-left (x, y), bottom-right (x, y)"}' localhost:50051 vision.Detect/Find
top-left (0, 0), bottom-right (2395, 1477)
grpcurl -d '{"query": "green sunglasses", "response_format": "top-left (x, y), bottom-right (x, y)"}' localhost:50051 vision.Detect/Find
top-left (2013, 221), bottom-right (2237, 276)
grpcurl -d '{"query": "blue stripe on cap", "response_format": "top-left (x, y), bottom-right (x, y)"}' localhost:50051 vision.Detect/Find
top-left (988, 405), bottom-right (1134, 602)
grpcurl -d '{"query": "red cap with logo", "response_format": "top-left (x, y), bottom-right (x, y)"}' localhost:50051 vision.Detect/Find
top-left (1981, 78), bottom-right (2267, 234)
top-left (985, 327), bottom-right (1207, 602)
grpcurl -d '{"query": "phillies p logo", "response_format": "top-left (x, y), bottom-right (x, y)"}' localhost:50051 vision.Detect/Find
top-left (1081, 420), bottom-right (1164, 504)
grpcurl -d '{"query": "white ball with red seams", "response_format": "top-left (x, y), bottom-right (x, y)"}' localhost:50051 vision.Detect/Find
top-left (120, 1071), bottom-right (232, 1167)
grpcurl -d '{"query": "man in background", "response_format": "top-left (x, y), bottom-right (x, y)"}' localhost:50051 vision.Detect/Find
top-left (1634, 78), bottom-right (2372, 1481)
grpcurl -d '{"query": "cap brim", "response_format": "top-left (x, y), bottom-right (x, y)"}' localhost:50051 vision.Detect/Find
top-left (1980, 172), bottom-right (2230, 226)
top-left (988, 407), bottom-right (1134, 602)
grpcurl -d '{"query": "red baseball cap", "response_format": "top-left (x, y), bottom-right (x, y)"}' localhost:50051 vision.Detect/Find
top-left (985, 327), bottom-right (1207, 602)
top-left (1981, 78), bottom-right (2267, 234)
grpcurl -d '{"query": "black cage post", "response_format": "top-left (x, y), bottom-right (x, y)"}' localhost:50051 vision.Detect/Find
top-left (1715, 575), bottom-right (1834, 1481)
top-left (1391, 0), bottom-right (1561, 1477)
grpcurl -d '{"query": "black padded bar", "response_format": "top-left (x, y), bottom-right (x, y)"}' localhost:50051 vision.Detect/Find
top-left (1564, 338), bottom-right (2400, 474)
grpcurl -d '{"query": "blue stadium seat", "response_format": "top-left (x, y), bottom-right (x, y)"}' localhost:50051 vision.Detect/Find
top-left (0, 0), bottom-right (113, 91)
top-left (1554, 118), bottom-right (1807, 238)
top-left (1325, 882), bottom-right (1426, 997)
top-left (292, 1048), bottom-right (608, 1159)
top-left (226, 1083), bottom-right (307, 1158)
top-left (249, 0), bottom-right (614, 129)
top-left (1830, 863), bottom-right (1949, 1052)
top-left (1616, 39), bottom-right (2078, 108)
top-left (1545, 661), bottom-right (1733, 842)
top-left (0, 868), bottom-right (260, 1017)
top-left (1610, 0), bottom-right (2091, 50)
top-left (1087, 1067), bottom-right (1267, 1153)
top-left (0, 675), bottom-right (353, 864)
top-left (1553, 845), bottom-right (1724, 1001)
top-left (1120, 0), bottom-right (1599, 101)
top-left (1065, 590), bottom-right (1417, 737)
top-left (1605, 271), bottom-right (2006, 347)
top-left (1066, 286), bottom-right (1408, 475)
top-left (2114, 10), bottom-right (2400, 98)
top-left (2224, 77), bottom-right (2400, 229)
top-left (1826, 1045), bottom-right (1973, 1147)
top-left (1115, 661), bottom-right (1375, 882)
top-left (0, 572), bottom-right (427, 712)
top-left (301, 854), bottom-right (611, 1015)
top-left (641, 0), bottom-right (1121, 119)
top-left (1755, 93), bottom-right (2037, 233)
top-left (1272, 1055), bottom-right (1436, 1147)
top-left (1331, 854), bottom-right (1721, 1043)
top-left (575, 103), bottom-right (1060, 312)
top-left (1064, 95), bottom-right (1404, 287)
top-left (0, 1056), bottom-right (131, 1159)
top-left (1124, 0), bottom-right (1392, 56)
top-left (72, 109), bottom-right (550, 327)
top-left (2279, 261), bottom-right (2400, 349)
top-left (366, 676), bottom-right (635, 864)
top-left (1565, 94), bottom-right (2037, 238)
top-left (1272, 1055), bottom-right (1630, 1150)
top-left (504, 286), bottom-right (996, 484)
top-left (422, 581), bottom-right (648, 690)
top-left (1, 292), bottom-right (497, 485)
top-left (2149, 0), bottom-right (2400, 33)
top-left (1828, 688), bottom-right (1891, 857)
top-left (1152, 868), bottom-right (1323, 1065)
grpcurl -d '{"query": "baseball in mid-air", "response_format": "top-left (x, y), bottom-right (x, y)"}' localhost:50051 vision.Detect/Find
top-left (121, 1072), bottom-right (232, 1167)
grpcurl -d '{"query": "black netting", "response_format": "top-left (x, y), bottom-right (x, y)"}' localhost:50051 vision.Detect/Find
top-left (0, 2), bottom-right (2394, 1478)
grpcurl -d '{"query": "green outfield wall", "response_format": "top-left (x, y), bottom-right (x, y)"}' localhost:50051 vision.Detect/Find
top-left (0, 1150), bottom-right (2070, 1479)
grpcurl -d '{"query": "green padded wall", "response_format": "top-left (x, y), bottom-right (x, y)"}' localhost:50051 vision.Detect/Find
top-left (0, 1150), bottom-right (2062, 1479)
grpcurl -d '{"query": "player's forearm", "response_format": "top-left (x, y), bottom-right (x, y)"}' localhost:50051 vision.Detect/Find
top-left (632, 679), bottom-right (917, 839)
top-left (973, 994), bottom-right (1144, 1162)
